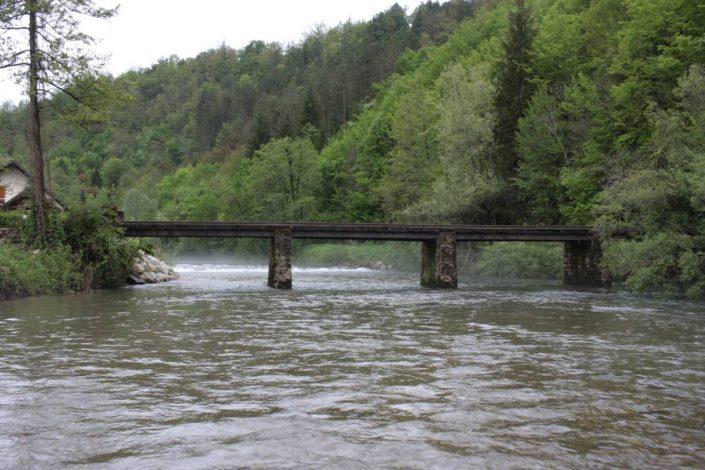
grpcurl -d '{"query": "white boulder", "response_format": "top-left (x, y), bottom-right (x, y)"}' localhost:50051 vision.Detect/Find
top-left (128, 250), bottom-right (179, 285)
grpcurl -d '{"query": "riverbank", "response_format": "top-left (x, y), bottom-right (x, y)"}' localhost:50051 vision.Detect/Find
top-left (0, 243), bottom-right (178, 301)
top-left (0, 203), bottom-right (179, 302)
top-left (0, 243), bottom-right (82, 301)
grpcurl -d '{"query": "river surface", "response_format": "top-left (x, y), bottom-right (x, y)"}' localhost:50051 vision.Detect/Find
top-left (1, 264), bottom-right (705, 468)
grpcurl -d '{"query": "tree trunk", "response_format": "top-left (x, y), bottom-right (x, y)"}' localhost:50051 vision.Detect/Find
top-left (26, 0), bottom-right (48, 246)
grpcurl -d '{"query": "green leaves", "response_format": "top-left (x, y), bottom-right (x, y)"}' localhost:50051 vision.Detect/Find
top-left (248, 137), bottom-right (321, 221)
top-left (595, 66), bottom-right (705, 297)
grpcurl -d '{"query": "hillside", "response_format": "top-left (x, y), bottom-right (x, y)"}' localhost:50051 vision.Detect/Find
top-left (2, 0), bottom-right (705, 297)
top-left (0, 0), bottom-right (477, 206)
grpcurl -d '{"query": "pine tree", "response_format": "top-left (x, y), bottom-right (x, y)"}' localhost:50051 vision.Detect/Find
top-left (492, 0), bottom-right (535, 178)
top-left (301, 88), bottom-right (320, 129)
top-left (247, 112), bottom-right (271, 157)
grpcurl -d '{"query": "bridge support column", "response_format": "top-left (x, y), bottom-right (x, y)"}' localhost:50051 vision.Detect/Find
top-left (268, 229), bottom-right (292, 289)
top-left (563, 239), bottom-right (611, 287)
top-left (421, 232), bottom-right (458, 288)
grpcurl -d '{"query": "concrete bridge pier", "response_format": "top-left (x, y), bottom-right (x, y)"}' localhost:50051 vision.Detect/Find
top-left (268, 228), bottom-right (293, 289)
top-left (563, 239), bottom-right (611, 287)
top-left (421, 232), bottom-right (458, 288)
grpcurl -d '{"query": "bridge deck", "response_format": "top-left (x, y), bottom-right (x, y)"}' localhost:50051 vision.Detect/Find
top-left (123, 221), bottom-right (596, 242)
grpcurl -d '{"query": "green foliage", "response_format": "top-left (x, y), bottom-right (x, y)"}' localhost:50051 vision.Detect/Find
top-left (603, 233), bottom-right (705, 298)
top-left (247, 112), bottom-right (272, 157)
top-left (3, 198), bottom-right (140, 297)
top-left (515, 87), bottom-right (565, 223)
top-left (610, 0), bottom-right (705, 149)
top-left (379, 82), bottom-right (439, 218)
top-left (2, 0), bottom-right (705, 298)
top-left (0, 244), bottom-right (81, 300)
top-left (473, 242), bottom-right (563, 279)
top-left (297, 242), bottom-right (419, 272)
top-left (0, 211), bottom-right (25, 229)
top-left (100, 157), bottom-right (129, 188)
top-left (122, 189), bottom-right (158, 220)
top-left (492, 0), bottom-right (535, 178)
top-left (248, 137), bottom-right (321, 220)
top-left (596, 66), bottom-right (705, 298)
top-left (405, 62), bottom-right (503, 223)
top-left (60, 201), bottom-right (138, 289)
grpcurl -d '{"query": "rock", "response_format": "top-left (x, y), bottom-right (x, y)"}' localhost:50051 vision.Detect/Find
top-left (128, 250), bottom-right (179, 285)
top-left (370, 261), bottom-right (390, 271)
top-left (127, 274), bottom-right (146, 285)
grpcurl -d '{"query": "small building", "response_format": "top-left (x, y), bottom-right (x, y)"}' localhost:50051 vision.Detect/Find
top-left (0, 161), bottom-right (66, 211)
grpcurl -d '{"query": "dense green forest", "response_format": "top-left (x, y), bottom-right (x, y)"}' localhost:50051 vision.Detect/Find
top-left (2, 0), bottom-right (705, 297)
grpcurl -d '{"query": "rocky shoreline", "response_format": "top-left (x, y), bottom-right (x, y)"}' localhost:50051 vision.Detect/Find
top-left (128, 251), bottom-right (179, 285)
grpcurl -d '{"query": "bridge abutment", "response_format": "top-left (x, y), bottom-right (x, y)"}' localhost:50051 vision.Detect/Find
top-left (421, 232), bottom-right (458, 288)
top-left (563, 239), bottom-right (611, 287)
top-left (268, 229), bottom-right (293, 289)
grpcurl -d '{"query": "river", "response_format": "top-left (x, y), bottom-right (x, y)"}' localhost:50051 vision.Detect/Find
top-left (1, 264), bottom-right (704, 468)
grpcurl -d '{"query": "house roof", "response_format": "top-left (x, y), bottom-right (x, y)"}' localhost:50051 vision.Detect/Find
top-left (0, 160), bottom-right (67, 211)
top-left (0, 160), bottom-right (30, 178)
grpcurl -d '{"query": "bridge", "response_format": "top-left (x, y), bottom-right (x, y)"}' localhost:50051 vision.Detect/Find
top-left (123, 221), bottom-right (611, 289)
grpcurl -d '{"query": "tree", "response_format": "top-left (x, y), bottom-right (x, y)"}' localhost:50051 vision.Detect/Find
top-left (595, 66), bottom-right (705, 298)
top-left (0, 0), bottom-right (117, 244)
top-left (248, 137), bottom-right (321, 220)
top-left (406, 63), bottom-right (502, 224)
top-left (610, 0), bottom-right (705, 150)
top-left (492, 0), bottom-right (535, 178)
top-left (100, 157), bottom-right (129, 188)
top-left (515, 88), bottom-right (566, 224)
top-left (301, 87), bottom-right (320, 129)
top-left (247, 112), bottom-right (271, 157)
top-left (380, 82), bottom-right (439, 218)
top-left (194, 82), bottom-right (228, 149)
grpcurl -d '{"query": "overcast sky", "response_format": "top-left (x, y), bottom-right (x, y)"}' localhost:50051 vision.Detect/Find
top-left (0, 0), bottom-right (426, 104)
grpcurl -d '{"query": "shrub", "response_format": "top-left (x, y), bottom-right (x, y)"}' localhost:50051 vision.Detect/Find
top-left (0, 244), bottom-right (81, 300)
top-left (59, 202), bottom-right (138, 289)
top-left (603, 234), bottom-right (705, 299)
top-left (297, 242), bottom-right (419, 271)
top-left (472, 242), bottom-right (563, 279)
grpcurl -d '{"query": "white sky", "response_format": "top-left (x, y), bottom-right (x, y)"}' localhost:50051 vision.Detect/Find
top-left (0, 0), bottom-right (426, 104)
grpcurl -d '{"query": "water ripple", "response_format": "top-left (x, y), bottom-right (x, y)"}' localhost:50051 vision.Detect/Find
top-left (1, 266), bottom-right (704, 468)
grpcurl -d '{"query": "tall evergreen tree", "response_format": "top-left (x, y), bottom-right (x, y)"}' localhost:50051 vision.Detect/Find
top-left (247, 112), bottom-right (271, 157)
top-left (301, 88), bottom-right (320, 129)
top-left (492, 0), bottom-right (535, 178)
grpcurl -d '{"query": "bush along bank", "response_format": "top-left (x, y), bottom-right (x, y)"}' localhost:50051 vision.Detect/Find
top-left (0, 199), bottom-right (175, 301)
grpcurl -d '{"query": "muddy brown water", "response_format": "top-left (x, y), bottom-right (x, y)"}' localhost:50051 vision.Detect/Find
top-left (1, 265), bottom-right (704, 468)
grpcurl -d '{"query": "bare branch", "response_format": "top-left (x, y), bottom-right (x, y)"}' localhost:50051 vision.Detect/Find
top-left (0, 62), bottom-right (30, 69)
top-left (0, 49), bottom-right (31, 60)
top-left (44, 79), bottom-right (97, 110)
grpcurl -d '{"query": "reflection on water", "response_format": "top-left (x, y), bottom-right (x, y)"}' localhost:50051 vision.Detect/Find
top-left (1, 265), bottom-right (705, 468)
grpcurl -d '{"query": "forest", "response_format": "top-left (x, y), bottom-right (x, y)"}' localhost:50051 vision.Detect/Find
top-left (1, 0), bottom-right (705, 298)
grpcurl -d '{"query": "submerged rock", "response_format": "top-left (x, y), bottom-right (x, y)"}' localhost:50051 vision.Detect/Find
top-left (369, 261), bottom-right (390, 271)
top-left (128, 250), bottom-right (179, 285)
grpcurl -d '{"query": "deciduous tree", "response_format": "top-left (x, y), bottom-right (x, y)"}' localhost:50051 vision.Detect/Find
top-left (0, 0), bottom-right (116, 244)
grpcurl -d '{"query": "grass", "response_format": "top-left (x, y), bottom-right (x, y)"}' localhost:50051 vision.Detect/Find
top-left (0, 211), bottom-right (25, 228)
top-left (0, 243), bottom-right (82, 300)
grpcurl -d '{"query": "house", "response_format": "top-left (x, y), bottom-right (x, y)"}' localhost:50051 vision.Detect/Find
top-left (0, 161), bottom-right (66, 211)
